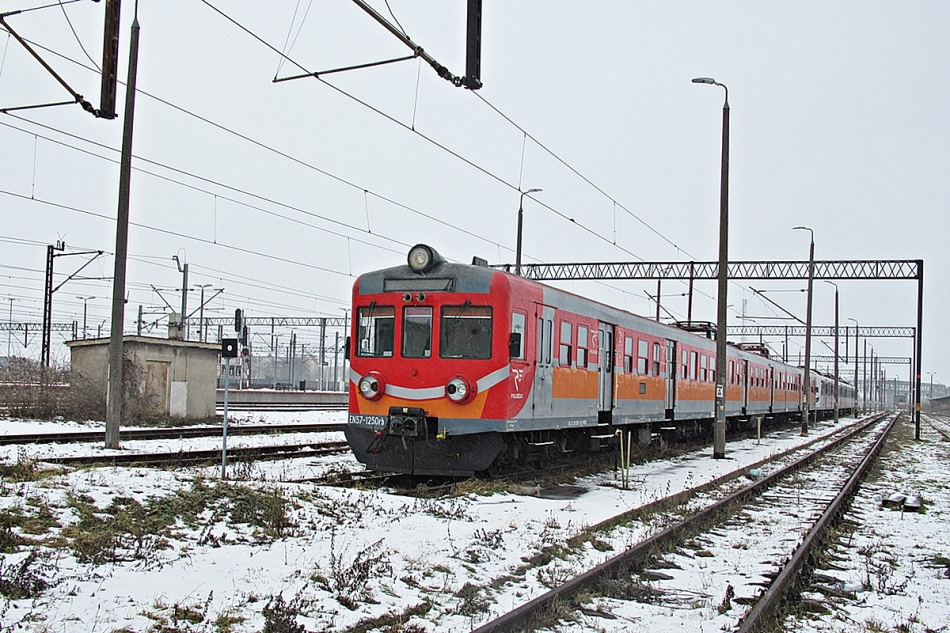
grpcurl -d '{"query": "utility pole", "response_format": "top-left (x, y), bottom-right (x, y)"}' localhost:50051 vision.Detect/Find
top-left (42, 242), bottom-right (64, 366)
top-left (173, 254), bottom-right (189, 339)
top-left (106, 4), bottom-right (141, 449)
top-left (319, 318), bottom-right (327, 389)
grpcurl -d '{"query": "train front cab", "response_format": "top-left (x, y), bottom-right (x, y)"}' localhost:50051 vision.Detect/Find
top-left (346, 247), bottom-right (542, 476)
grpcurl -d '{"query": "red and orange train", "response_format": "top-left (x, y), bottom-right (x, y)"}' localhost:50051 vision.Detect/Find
top-left (345, 245), bottom-right (853, 476)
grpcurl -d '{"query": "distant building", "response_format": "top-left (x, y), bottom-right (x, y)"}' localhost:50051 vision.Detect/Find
top-left (932, 395), bottom-right (950, 414)
top-left (879, 379), bottom-right (948, 409)
top-left (66, 336), bottom-right (220, 420)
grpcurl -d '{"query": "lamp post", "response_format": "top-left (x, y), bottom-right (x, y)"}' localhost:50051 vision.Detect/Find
top-left (927, 371), bottom-right (935, 410)
top-left (794, 226), bottom-right (814, 434)
top-left (515, 188), bottom-right (543, 277)
top-left (692, 76), bottom-right (729, 459)
top-left (195, 284), bottom-right (212, 342)
top-left (77, 296), bottom-right (95, 340)
top-left (824, 281), bottom-right (839, 423)
top-left (848, 317), bottom-right (859, 416)
top-left (7, 297), bottom-right (15, 357)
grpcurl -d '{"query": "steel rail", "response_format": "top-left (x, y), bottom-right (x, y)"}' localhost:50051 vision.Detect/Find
top-left (921, 414), bottom-right (950, 442)
top-left (0, 423), bottom-right (345, 446)
top-left (215, 403), bottom-right (347, 412)
top-left (472, 412), bottom-right (892, 633)
top-left (39, 440), bottom-right (350, 468)
top-left (735, 411), bottom-right (900, 632)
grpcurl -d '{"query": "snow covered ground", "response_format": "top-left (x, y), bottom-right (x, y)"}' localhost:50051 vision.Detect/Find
top-left (0, 412), bottom-right (946, 632)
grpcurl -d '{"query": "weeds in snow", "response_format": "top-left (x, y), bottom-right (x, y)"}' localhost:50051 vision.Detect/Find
top-left (314, 531), bottom-right (392, 609)
top-left (0, 549), bottom-right (57, 599)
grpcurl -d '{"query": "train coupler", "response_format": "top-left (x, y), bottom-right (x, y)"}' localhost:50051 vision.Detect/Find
top-left (387, 406), bottom-right (428, 438)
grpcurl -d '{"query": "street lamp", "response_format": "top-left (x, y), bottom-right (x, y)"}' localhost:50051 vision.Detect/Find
top-left (692, 76), bottom-right (730, 459)
top-left (6, 297), bottom-right (14, 358)
top-left (515, 188), bottom-right (543, 277)
top-left (76, 296), bottom-right (95, 340)
top-left (794, 226), bottom-right (814, 434)
top-left (927, 371), bottom-right (936, 409)
top-left (848, 317), bottom-right (859, 416)
top-left (824, 281), bottom-right (839, 423)
top-left (194, 284), bottom-right (212, 342)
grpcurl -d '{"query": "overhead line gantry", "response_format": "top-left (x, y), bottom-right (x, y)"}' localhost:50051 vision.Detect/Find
top-left (496, 258), bottom-right (925, 438)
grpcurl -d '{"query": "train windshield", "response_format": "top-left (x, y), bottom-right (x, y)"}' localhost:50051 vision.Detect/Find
top-left (356, 305), bottom-right (395, 357)
top-left (402, 306), bottom-right (432, 358)
top-left (440, 305), bottom-right (492, 359)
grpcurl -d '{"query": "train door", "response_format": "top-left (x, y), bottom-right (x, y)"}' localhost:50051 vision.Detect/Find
top-left (533, 305), bottom-right (555, 416)
top-left (597, 323), bottom-right (614, 421)
top-left (665, 339), bottom-right (676, 418)
top-left (742, 359), bottom-right (750, 414)
top-left (768, 366), bottom-right (775, 413)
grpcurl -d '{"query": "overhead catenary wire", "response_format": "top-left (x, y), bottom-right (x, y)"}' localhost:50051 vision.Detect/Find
top-left (57, 0), bottom-right (100, 70)
top-left (191, 4), bottom-right (749, 313)
top-left (2, 8), bottom-right (762, 329)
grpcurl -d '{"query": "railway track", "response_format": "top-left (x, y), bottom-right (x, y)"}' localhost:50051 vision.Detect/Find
top-left (38, 440), bottom-right (351, 468)
top-left (214, 403), bottom-right (346, 412)
top-left (0, 422), bottom-right (345, 446)
top-left (921, 413), bottom-right (950, 440)
top-left (472, 411), bottom-right (897, 633)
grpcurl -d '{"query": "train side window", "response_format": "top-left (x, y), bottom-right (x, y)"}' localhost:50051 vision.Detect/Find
top-left (537, 318), bottom-right (544, 363)
top-left (624, 337), bottom-right (634, 373)
top-left (682, 350), bottom-right (689, 379)
top-left (710, 357), bottom-right (716, 383)
top-left (700, 355), bottom-right (708, 382)
top-left (402, 306), bottom-right (432, 358)
top-left (577, 325), bottom-right (589, 368)
top-left (356, 305), bottom-right (395, 357)
top-left (441, 305), bottom-right (492, 359)
top-left (690, 351), bottom-right (698, 380)
top-left (545, 319), bottom-right (553, 365)
top-left (653, 343), bottom-right (661, 376)
top-left (510, 312), bottom-right (526, 359)
top-left (559, 321), bottom-right (573, 366)
top-left (637, 339), bottom-right (649, 375)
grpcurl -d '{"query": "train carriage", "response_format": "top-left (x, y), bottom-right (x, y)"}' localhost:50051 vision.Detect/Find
top-left (346, 245), bottom-right (843, 476)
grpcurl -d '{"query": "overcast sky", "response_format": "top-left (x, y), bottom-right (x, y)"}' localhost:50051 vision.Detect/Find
top-left (0, 1), bottom-right (946, 386)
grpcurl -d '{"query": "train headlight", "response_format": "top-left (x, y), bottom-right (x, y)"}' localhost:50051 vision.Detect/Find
top-left (407, 244), bottom-right (444, 273)
top-left (446, 376), bottom-right (475, 404)
top-left (358, 372), bottom-right (385, 401)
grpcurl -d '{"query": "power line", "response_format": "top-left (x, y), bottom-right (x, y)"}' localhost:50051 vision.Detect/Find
top-left (3, 12), bottom-right (756, 327)
top-left (0, 188), bottom-right (354, 279)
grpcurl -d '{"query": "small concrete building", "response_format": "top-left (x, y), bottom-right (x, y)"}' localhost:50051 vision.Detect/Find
top-left (67, 336), bottom-right (220, 420)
